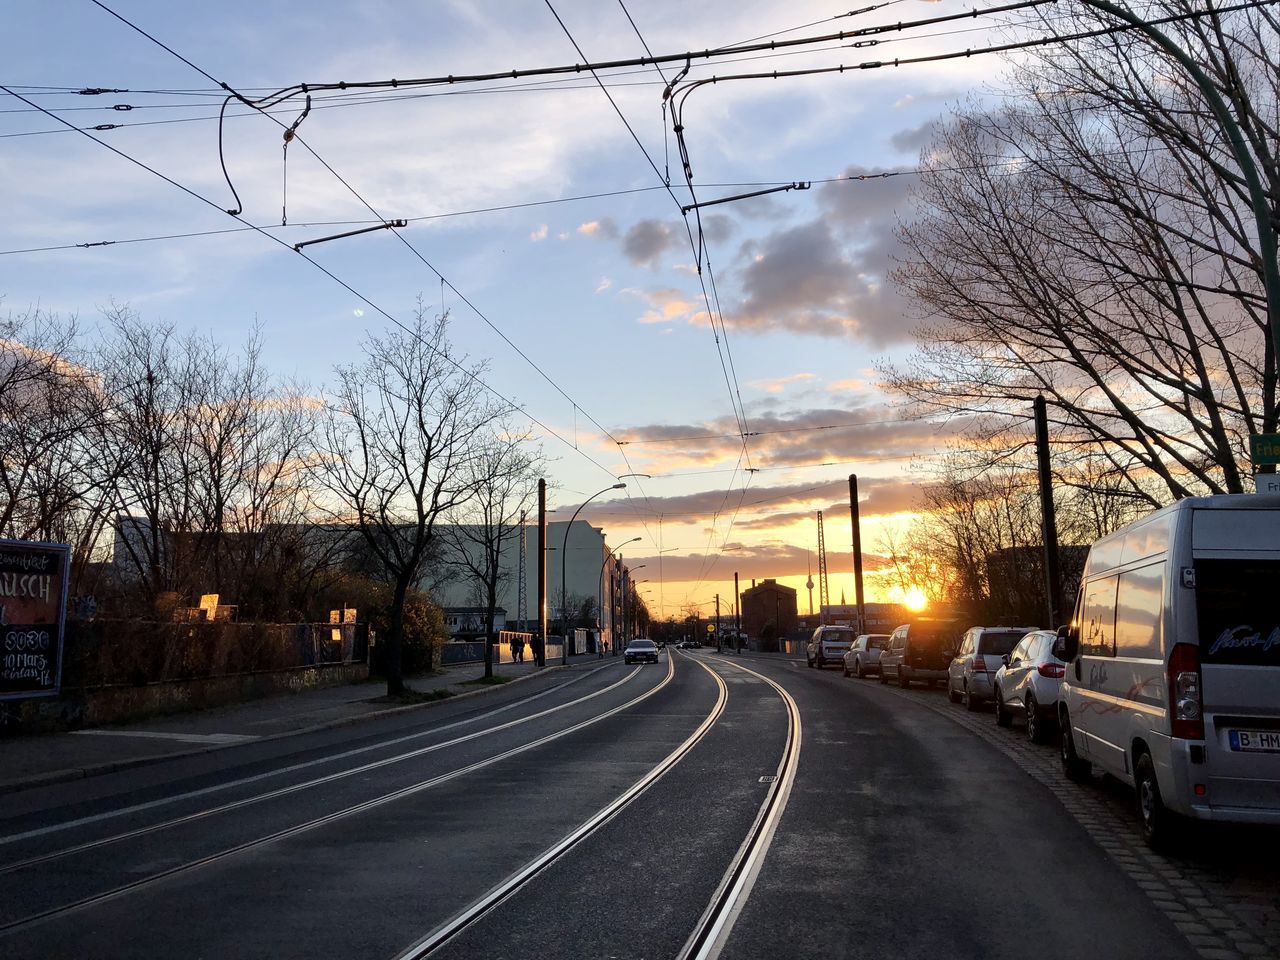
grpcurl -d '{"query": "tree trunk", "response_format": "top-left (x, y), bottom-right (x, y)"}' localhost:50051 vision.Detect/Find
top-left (385, 576), bottom-right (408, 696)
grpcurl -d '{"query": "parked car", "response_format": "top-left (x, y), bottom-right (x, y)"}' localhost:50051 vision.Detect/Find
top-left (1058, 495), bottom-right (1280, 848)
top-left (806, 625), bottom-right (855, 669)
top-left (947, 626), bottom-right (1036, 710)
top-left (843, 634), bottom-right (890, 678)
top-left (992, 630), bottom-right (1066, 743)
top-left (879, 620), bottom-right (960, 688)
top-left (624, 639), bottom-right (660, 664)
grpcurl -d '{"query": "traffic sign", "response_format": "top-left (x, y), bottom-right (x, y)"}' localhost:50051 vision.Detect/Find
top-left (1249, 434), bottom-right (1280, 465)
top-left (706, 623), bottom-right (716, 632)
top-left (1256, 473), bottom-right (1280, 495)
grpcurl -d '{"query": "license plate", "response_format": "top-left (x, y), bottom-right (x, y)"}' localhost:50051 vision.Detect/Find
top-left (1228, 729), bottom-right (1280, 753)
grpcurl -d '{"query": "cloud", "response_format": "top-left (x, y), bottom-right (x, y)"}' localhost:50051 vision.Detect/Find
top-left (826, 378), bottom-right (868, 392)
top-left (747, 372), bottom-right (816, 394)
top-left (622, 219), bottom-right (682, 267)
top-left (530, 224), bottom-right (548, 241)
top-left (890, 121), bottom-right (938, 154)
top-left (595, 277), bottom-right (612, 293)
top-left (578, 218), bottom-right (618, 238)
top-left (623, 286), bottom-right (703, 326)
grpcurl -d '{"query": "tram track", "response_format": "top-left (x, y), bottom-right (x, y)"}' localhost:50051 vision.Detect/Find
top-left (0, 655), bottom-right (678, 937)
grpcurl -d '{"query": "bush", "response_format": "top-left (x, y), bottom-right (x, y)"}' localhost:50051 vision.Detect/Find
top-left (325, 575), bottom-right (447, 675)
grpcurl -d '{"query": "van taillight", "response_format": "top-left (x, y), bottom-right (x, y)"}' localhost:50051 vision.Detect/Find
top-left (1037, 663), bottom-right (1065, 679)
top-left (1168, 643), bottom-right (1204, 740)
top-left (971, 656), bottom-right (987, 673)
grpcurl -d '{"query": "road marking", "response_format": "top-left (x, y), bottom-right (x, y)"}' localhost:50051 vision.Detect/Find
top-left (392, 651), bottom-right (724, 960)
top-left (0, 657), bottom-right (677, 935)
top-left (0, 662), bottom-right (624, 856)
top-left (68, 731), bottom-right (258, 744)
top-left (678, 654), bottom-right (802, 960)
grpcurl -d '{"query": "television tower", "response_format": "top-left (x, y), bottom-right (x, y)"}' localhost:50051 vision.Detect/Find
top-left (806, 552), bottom-right (815, 617)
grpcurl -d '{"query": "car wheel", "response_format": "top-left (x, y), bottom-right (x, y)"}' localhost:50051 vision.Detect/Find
top-left (1059, 708), bottom-right (1090, 782)
top-left (995, 688), bottom-right (1012, 727)
top-left (1026, 693), bottom-right (1049, 744)
top-left (878, 669), bottom-right (887, 685)
top-left (963, 683), bottom-right (981, 712)
top-left (806, 656), bottom-right (814, 668)
top-left (842, 662), bottom-right (850, 678)
top-left (1135, 752), bottom-right (1177, 850)
top-left (854, 658), bottom-right (863, 679)
top-left (897, 669), bottom-right (910, 689)
top-left (948, 681), bottom-right (961, 704)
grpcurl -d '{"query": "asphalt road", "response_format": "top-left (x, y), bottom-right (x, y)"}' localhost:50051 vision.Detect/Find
top-left (2, 649), bottom-right (1268, 960)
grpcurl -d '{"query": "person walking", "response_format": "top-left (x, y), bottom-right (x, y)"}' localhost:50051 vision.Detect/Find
top-left (512, 635), bottom-right (525, 664)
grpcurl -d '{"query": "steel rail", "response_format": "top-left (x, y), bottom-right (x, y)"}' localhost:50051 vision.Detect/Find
top-left (392, 650), bottom-right (728, 959)
top-left (677, 654), bottom-right (803, 960)
top-left (0, 662), bottom-right (616, 851)
top-left (0, 655), bottom-right (678, 935)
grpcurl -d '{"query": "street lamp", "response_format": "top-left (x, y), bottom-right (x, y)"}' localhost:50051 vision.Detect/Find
top-left (599, 537), bottom-right (642, 654)
top-left (562, 483), bottom-right (626, 664)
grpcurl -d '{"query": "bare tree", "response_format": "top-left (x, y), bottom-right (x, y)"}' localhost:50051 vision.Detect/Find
top-left (441, 423), bottom-right (541, 678)
top-left (320, 309), bottom-right (504, 695)
top-left (887, 3), bottom-right (1278, 503)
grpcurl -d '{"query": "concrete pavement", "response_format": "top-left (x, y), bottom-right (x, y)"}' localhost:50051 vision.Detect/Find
top-left (0, 657), bottom-right (566, 794)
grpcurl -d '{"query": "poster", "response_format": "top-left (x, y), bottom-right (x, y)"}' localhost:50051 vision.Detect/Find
top-left (0, 539), bottom-right (71, 701)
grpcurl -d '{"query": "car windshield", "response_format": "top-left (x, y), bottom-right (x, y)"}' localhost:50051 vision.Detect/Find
top-left (1196, 559), bottom-right (1280, 665)
top-left (977, 632), bottom-right (1025, 656)
top-left (630, 641), bottom-right (656, 650)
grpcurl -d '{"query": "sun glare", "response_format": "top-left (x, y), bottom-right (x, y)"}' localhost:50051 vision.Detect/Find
top-left (903, 586), bottom-right (928, 612)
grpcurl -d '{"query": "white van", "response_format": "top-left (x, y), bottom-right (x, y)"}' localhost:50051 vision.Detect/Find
top-left (1057, 494), bottom-right (1280, 847)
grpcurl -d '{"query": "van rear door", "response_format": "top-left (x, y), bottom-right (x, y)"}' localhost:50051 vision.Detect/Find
top-left (1192, 540), bottom-right (1280, 814)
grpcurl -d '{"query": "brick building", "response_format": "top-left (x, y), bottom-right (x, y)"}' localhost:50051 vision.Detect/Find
top-left (741, 579), bottom-right (798, 646)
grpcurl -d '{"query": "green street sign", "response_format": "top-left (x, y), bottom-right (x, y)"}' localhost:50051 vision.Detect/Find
top-left (1250, 434), bottom-right (1280, 466)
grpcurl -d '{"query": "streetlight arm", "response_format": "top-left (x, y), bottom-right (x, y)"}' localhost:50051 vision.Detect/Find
top-left (561, 483), bottom-right (626, 664)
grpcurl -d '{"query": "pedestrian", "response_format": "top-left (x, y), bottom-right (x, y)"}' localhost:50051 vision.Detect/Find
top-left (513, 635), bottom-right (524, 663)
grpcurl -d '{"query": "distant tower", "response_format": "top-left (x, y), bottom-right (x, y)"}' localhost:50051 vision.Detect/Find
top-left (806, 552), bottom-right (815, 617)
top-left (817, 511), bottom-right (830, 625)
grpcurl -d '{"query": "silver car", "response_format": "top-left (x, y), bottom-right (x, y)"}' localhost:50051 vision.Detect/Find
top-left (947, 626), bottom-right (1036, 711)
top-left (842, 634), bottom-right (889, 678)
top-left (993, 630), bottom-right (1067, 743)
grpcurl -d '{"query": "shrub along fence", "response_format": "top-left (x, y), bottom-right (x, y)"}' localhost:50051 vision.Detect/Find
top-left (3, 620), bottom-right (370, 734)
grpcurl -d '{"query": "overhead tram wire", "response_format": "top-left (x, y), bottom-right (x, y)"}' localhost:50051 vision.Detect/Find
top-left (85, 1), bottom-right (667, 544)
top-left (0, 85), bottom-right (627, 490)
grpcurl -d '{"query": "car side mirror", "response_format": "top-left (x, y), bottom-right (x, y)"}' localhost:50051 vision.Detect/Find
top-left (1054, 624), bottom-right (1078, 662)
top-left (1001, 654), bottom-right (1011, 667)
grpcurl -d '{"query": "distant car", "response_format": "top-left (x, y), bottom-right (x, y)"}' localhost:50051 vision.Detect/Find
top-left (806, 625), bottom-right (855, 669)
top-left (993, 630), bottom-right (1066, 743)
top-left (624, 639), bottom-right (660, 664)
top-left (947, 626), bottom-right (1037, 710)
top-left (843, 634), bottom-right (890, 678)
top-left (879, 621), bottom-right (960, 688)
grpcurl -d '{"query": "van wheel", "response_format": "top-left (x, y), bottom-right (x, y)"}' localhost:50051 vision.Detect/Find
top-left (1025, 694), bottom-right (1049, 744)
top-left (1135, 752), bottom-right (1177, 850)
top-left (1059, 709), bottom-right (1090, 782)
top-left (964, 684), bottom-right (982, 712)
top-left (995, 689), bottom-right (1012, 727)
top-left (878, 670), bottom-right (887, 685)
top-left (897, 671), bottom-right (910, 689)
top-left (948, 683), bottom-right (961, 704)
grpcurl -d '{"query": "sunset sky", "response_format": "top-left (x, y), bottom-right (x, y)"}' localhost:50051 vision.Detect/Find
top-left (2, 0), bottom-right (1017, 617)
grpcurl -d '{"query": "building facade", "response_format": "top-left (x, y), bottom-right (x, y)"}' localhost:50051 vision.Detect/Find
top-left (741, 579), bottom-right (798, 645)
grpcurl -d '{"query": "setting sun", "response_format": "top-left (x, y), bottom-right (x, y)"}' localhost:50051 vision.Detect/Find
top-left (902, 586), bottom-right (928, 612)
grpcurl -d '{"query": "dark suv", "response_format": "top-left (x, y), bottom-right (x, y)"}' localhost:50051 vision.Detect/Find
top-left (879, 620), bottom-right (960, 689)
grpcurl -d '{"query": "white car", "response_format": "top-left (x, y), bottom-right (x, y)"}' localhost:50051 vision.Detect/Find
top-left (806, 625), bottom-right (854, 669)
top-left (992, 630), bottom-right (1066, 744)
top-left (947, 626), bottom-right (1036, 710)
top-left (1058, 495), bottom-right (1280, 848)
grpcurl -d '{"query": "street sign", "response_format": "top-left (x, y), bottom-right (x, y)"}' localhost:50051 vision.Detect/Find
top-left (706, 623), bottom-right (716, 632)
top-left (1249, 434), bottom-right (1280, 465)
top-left (1256, 473), bottom-right (1280, 495)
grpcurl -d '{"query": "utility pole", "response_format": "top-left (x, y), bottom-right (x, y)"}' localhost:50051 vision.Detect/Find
top-left (715, 593), bottom-right (721, 652)
top-left (816, 511), bottom-right (830, 624)
top-left (536, 478), bottom-right (547, 668)
top-left (849, 474), bottom-right (866, 635)
top-left (1034, 395), bottom-right (1064, 627)
top-left (517, 510), bottom-right (527, 634)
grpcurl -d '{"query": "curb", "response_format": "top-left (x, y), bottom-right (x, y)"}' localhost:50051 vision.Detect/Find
top-left (0, 663), bottom-right (572, 797)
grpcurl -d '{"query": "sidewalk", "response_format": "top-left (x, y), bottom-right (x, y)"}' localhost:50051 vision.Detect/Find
top-left (0, 657), bottom-right (567, 795)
